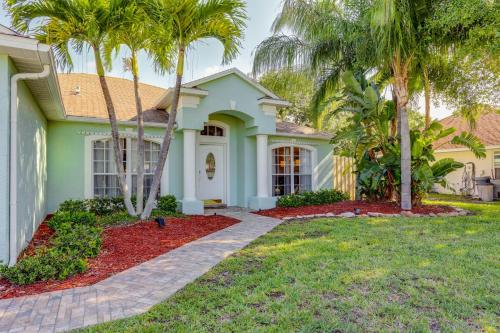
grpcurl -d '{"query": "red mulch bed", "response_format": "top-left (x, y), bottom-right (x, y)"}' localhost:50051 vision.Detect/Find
top-left (0, 215), bottom-right (239, 299)
top-left (255, 201), bottom-right (455, 219)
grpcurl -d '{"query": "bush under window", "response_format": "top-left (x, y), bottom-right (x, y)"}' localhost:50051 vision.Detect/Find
top-left (277, 189), bottom-right (349, 207)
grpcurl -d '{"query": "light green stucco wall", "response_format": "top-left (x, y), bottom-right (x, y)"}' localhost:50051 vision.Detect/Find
top-left (0, 56), bottom-right (49, 264)
top-left (46, 121), bottom-right (170, 212)
top-left (0, 55), bottom-right (10, 264)
top-left (15, 60), bottom-right (48, 255)
top-left (177, 73), bottom-right (276, 134)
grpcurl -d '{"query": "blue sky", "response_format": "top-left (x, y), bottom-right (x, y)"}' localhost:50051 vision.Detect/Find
top-left (0, 0), bottom-right (451, 118)
top-left (0, 0), bottom-right (282, 88)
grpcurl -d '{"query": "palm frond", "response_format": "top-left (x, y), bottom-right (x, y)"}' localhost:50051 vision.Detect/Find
top-left (450, 132), bottom-right (487, 159)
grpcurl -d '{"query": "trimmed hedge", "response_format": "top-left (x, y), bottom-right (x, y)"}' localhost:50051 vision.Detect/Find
top-left (58, 195), bottom-right (178, 216)
top-left (0, 211), bottom-right (102, 285)
top-left (276, 189), bottom-right (349, 208)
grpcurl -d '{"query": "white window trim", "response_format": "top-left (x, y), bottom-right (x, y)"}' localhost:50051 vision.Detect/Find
top-left (494, 151), bottom-right (500, 178)
top-left (84, 135), bottom-right (168, 199)
top-left (196, 120), bottom-right (231, 205)
top-left (268, 143), bottom-right (318, 196)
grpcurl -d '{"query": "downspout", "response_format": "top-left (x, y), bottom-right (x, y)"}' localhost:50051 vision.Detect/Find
top-left (8, 64), bottom-right (50, 267)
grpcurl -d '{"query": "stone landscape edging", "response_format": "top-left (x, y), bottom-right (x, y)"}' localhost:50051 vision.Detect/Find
top-left (281, 207), bottom-right (471, 221)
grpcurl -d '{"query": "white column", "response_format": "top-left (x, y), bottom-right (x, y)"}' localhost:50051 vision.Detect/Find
top-left (183, 129), bottom-right (197, 200)
top-left (256, 134), bottom-right (268, 198)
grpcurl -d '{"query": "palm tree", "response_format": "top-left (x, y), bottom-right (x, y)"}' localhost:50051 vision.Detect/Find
top-left (141, 0), bottom-right (246, 218)
top-left (369, 0), bottom-right (437, 210)
top-left (104, 1), bottom-right (174, 215)
top-left (8, 0), bottom-right (137, 215)
top-left (252, 0), bottom-right (375, 129)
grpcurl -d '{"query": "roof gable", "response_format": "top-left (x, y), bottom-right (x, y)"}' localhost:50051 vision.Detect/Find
top-left (183, 68), bottom-right (281, 100)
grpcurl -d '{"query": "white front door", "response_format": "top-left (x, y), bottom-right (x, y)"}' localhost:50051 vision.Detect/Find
top-left (197, 144), bottom-right (225, 202)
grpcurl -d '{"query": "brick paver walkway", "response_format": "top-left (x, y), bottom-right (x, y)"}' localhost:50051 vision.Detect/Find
top-left (0, 209), bottom-right (282, 333)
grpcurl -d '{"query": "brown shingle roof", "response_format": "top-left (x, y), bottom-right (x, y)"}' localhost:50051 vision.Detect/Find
top-left (58, 73), bottom-right (168, 123)
top-left (57, 73), bottom-right (330, 139)
top-left (436, 112), bottom-right (500, 149)
top-left (276, 121), bottom-right (331, 139)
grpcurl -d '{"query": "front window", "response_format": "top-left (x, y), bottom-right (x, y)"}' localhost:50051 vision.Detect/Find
top-left (201, 125), bottom-right (225, 137)
top-left (495, 152), bottom-right (500, 179)
top-left (92, 138), bottom-right (161, 198)
top-left (272, 146), bottom-right (312, 196)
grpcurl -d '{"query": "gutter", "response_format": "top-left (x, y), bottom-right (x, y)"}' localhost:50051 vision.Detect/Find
top-left (8, 51), bottom-right (50, 266)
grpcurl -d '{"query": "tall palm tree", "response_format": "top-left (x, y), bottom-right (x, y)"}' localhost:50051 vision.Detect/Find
top-left (253, 0), bottom-right (374, 128)
top-left (8, 0), bottom-right (137, 215)
top-left (141, 0), bottom-right (246, 218)
top-left (369, 0), bottom-right (437, 210)
top-left (104, 1), bottom-right (174, 215)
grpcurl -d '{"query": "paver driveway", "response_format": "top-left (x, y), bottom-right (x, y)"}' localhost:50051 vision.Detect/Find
top-left (0, 209), bottom-right (282, 333)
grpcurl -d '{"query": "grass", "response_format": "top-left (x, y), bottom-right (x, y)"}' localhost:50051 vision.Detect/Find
top-left (79, 195), bottom-right (499, 332)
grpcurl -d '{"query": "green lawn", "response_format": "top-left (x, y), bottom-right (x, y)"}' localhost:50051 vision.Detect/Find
top-left (79, 195), bottom-right (499, 332)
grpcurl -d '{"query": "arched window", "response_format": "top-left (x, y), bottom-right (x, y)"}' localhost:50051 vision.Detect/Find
top-left (92, 138), bottom-right (160, 198)
top-left (272, 146), bottom-right (312, 196)
top-left (200, 124), bottom-right (225, 137)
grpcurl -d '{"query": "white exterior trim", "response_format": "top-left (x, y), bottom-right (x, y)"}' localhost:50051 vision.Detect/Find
top-left (65, 115), bottom-right (168, 128)
top-left (155, 87), bottom-right (208, 109)
top-left (197, 120), bottom-right (231, 205)
top-left (258, 98), bottom-right (291, 108)
top-left (267, 143), bottom-right (318, 197)
top-left (84, 134), bottom-right (168, 199)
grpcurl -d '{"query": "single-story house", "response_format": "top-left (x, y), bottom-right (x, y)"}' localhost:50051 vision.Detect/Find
top-left (0, 26), bottom-right (334, 265)
top-left (434, 112), bottom-right (500, 196)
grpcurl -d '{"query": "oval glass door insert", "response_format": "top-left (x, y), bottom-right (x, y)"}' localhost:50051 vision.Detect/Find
top-left (205, 152), bottom-right (216, 180)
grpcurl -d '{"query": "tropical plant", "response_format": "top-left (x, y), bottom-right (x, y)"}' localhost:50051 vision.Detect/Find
top-left (252, 0), bottom-right (375, 128)
top-left (334, 72), bottom-right (486, 205)
top-left (258, 69), bottom-right (314, 125)
top-left (104, 1), bottom-right (174, 215)
top-left (140, 0), bottom-right (247, 219)
top-left (7, 0), bottom-right (138, 215)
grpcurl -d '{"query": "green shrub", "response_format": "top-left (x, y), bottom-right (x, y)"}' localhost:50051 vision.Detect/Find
top-left (58, 197), bottom-right (126, 216)
top-left (97, 211), bottom-right (137, 226)
top-left (157, 195), bottom-right (177, 214)
top-left (52, 224), bottom-right (102, 258)
top-left (48, 211), bottom-right (97, 231)
top-left (0, 247), bottom-right (88, 285)
top-left (1, 212), bottom-right (101, 285)
top-left (276, 189), bottom-right (349, 208)
top-left (87, 197), bottom-right (115, 216)
top-left (58, 199), bottom-right (88, 213)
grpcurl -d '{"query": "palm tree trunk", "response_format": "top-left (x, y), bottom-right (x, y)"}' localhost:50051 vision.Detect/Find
top-left (93, 47), bottom-right (136, 216)
top-left (141, 47), bottom-right (186, 219)
top-left (393, 61), bottom-right (412, 211)
top-left (423, 66), bottom-right (431, 128)
top-left (131, 51), bottom-right (145, 215)
top-left (391, 86), bottom-right (398, 137)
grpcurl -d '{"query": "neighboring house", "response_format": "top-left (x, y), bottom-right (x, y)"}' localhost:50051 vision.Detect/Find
top-left (434, 112), bottom-right (500, 195)
top-left (0, 27), bottom-right (334, 265)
